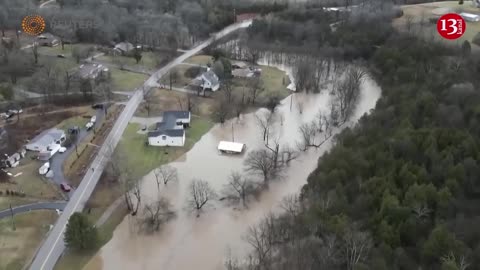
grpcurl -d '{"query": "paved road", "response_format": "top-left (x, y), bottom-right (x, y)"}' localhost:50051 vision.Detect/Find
top-left (0, 202), bottom-right (67, 219)
top-left (28, 20), bottom-right (252, 270)
top-left (49, 109), bottom-right (105, 191)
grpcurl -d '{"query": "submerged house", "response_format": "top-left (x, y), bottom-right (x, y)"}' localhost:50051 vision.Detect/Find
top-left (147, 111), bottom-right (191, 147)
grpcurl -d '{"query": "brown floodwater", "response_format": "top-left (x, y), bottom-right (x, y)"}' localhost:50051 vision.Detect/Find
top-left (84, 76), bottom-right (381, 270)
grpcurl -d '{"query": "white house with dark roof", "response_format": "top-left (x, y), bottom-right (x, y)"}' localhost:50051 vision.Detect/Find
top-left (192, 69), bottom-right (220, 91)
top-left (114, 42), bottom-right (134, 55)
top-left (148, 111), bottom-right (191, 147)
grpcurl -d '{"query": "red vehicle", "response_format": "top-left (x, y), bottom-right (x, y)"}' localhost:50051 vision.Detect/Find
top-left (60, 183), bottom-right (72, 192)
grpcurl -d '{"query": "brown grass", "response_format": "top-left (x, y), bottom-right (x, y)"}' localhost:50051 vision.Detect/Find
top-left (0, 210), bottom-right (58, 270)
top-left (137, 88), bottom-right (217, 118)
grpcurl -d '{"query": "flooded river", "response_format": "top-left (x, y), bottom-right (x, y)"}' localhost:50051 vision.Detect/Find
top-left (85, 76), bottom-right (381, 270)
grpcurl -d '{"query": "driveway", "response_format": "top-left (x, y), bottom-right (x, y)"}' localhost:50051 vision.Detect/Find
top-left (0, 201), bottom-right (67, 219)
top-left (48, 108), bottom-right (105, 197)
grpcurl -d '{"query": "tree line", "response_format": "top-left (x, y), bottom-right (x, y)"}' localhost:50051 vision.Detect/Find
top-left (222, 1), bottom-right (480, 270)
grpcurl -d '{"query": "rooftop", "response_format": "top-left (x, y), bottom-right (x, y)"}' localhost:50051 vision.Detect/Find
top-left (148, 111), bottom-right (190, 138)
top-left (29, 128), bottom-right (65, 147)
top-left (76, 63), bottom-right (109, 79)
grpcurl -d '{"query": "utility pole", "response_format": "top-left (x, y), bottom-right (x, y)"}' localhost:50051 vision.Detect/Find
top-left (234, 8), bottom-right (236, 23)
top-left (9, 204), bottom-right (15, 231)
top-left (231, 122), bottom-right (235, 142)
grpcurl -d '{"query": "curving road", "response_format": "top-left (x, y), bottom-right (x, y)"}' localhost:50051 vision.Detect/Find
top-left (0, 202), bottom-right (67, 219)
top-left (28, 20), bottom-right (252, 270)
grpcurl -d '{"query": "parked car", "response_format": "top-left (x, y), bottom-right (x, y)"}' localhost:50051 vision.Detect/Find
top-left (91, 115), bottom-right (96, 123)
top-left (60, 183), bottom-right (71, 192)
top-left (57, 54), bottom-right (66, 58)
top-left (141, 125), bottom-right (147, 131)
top-left (59, 147), bottom-right (67, 153)
top-left (86, 121), bottom-right (94, 130)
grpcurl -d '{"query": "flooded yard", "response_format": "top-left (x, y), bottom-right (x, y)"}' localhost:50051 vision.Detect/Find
top-left (85, 76), bottom-right (382, 270)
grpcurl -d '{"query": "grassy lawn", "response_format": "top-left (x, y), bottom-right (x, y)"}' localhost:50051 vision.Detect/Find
top-left (184, 55), bottom-right (213, 65)
top-left (159, 64), bottom-right (202, 88)
top-left (137, 88), bottom-right (217, 118)
top-left (0, 160), bottom-right (63, 209)
top-left (97, 52), bottom-right (158, 70)
top-left (120, 116), bottom-right (213, 179)
top-left (55, 107), bottom-right (96, 131)
top-left (110, 68), bottom-right (148, 92)
top-left (0, 210), bottom-right (58, 270)
top-left (394, 1), bottom-right (480, 49)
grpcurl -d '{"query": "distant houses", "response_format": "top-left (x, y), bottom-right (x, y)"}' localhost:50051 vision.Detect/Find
top-left (148, 111), bottom-right (191, 147)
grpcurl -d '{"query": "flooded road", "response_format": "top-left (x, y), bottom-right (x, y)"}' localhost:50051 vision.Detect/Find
top-left (85, 77), bottom-right (381, 270)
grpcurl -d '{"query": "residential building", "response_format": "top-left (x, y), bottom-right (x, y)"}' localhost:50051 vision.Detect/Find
top-left (75, 63), bottom-right (109, 80)
top-left (113, 42), bottom-right (134, 55)
top-left (148, 111), bottom-right (191, 147)
top-left (36, 33), bottom-right (60, 47)
top-left (25, 128), bottom-right (66, 152)
top-left (192, 69), bottom-right (220, 91)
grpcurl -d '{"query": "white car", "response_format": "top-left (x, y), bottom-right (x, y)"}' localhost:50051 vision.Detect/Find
top-left (86, 122), bottom-right (94, 130)
top-left (59, 147), bottom-right (67, 153)
top-left (91, 115), bottom-right (97, 123)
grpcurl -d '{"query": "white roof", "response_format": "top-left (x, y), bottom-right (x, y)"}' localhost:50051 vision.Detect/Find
top-left (460, 12), bottom-right (480, 18)
top-left (218, 141), bottom-right (245, 153)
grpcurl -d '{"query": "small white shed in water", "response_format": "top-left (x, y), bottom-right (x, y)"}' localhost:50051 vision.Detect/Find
top-left (218, 141), bottom-right (246, 154)
top-left (460, 12), bottom-right (480, 22)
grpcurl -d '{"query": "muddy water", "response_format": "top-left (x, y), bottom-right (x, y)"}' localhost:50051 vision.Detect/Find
top-left (85, 77), bottom-right (381, 270)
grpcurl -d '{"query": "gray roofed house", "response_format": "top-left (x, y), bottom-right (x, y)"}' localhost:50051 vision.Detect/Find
top-left (75, 63), bottom-right (109, 80)
top-left (25, 128), bottom-right (66, 152)
top-left (147, 111), bottom-right (191, 147)
top-left (192, 69), bottom-right (220, 91)
top-left (114, 42), bottom-right (134, 55)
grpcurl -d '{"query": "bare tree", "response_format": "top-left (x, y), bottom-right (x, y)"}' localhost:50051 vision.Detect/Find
top-left (243, 214), bottom-right (276, 269)
top-left (169, 68), bottom-right (179, 90)
top-left (153, 165), bottom-right (178, 191)
top-left (244, 149), bottom-right (276, 184)
top-left (248, 77), bottom-right (264, 105)
top-left (333, 67), bottom-right (366, 125)
top-left (188, 179), bottom-right (217, 216)
top-left (138, 197), bottom-right (175, 233)
top-left (280, 144), bottom-right (299, 165)
top-left (255, 110), bottom-right (274, 142)
top-left (214, 96), bottom-right (231, 124)
top-left (343, 228), bottom-right (372, 270)
top-left (143, 91), bottom-right (153, 117)
top-left (222, 171), bottom-right (256, 207)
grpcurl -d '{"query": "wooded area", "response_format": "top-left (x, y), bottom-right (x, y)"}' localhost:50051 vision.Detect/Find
top-left (229, 2), bottom-right (480, 270)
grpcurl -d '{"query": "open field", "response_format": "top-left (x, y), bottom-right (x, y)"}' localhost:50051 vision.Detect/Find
top-left (1, 161), bottom-right (63, 201)
top-left (394, 1), bottom-right (480, 49)
top-left (137, 88), bottom-right (217, 118)
top-left (184, 54), bottom-right (213, 65)
top-left (0, 210), bottom-right (58, 270)
top-left (110, 69), bottom-right (148, 92)
top-left (97, 52), bottom-right (159, 70)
